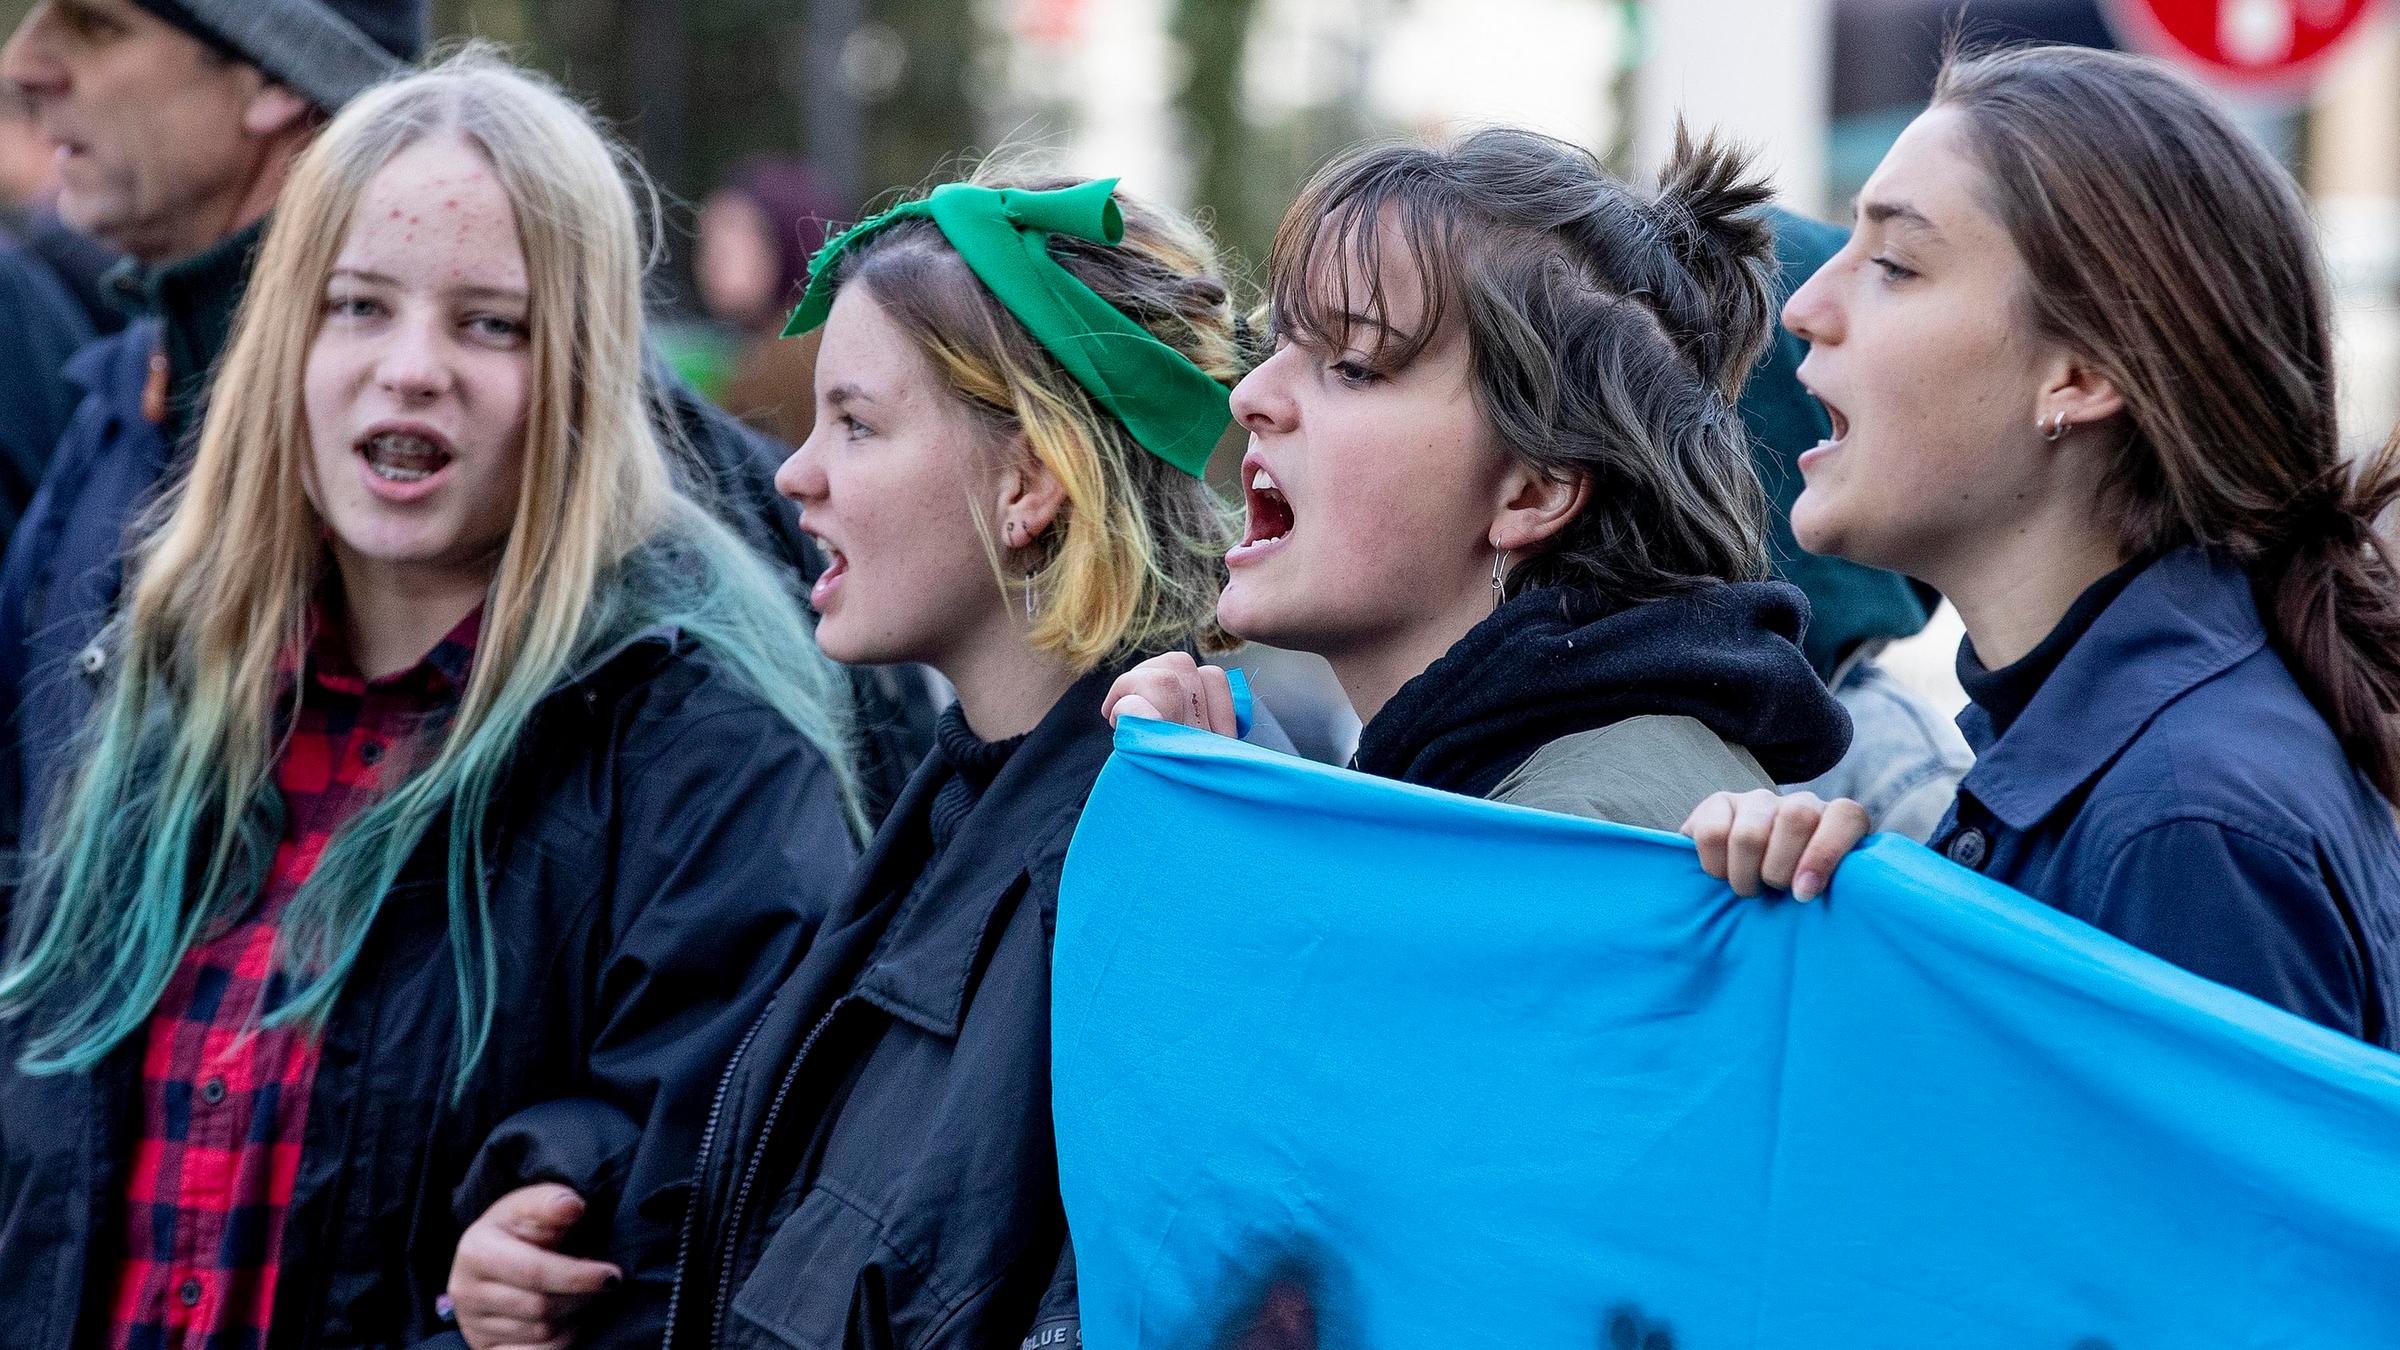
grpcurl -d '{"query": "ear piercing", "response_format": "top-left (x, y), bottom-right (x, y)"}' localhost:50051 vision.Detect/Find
top-left (2044, 410), bottom-right (2072, 443)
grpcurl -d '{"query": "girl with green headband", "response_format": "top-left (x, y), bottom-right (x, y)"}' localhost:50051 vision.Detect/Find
top-left (453, 171), bottom-right (1244, 1350)
top-left (1107, 127), bottom-right (1852, 828)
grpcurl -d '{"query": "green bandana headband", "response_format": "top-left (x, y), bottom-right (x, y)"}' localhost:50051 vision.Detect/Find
top-left (784, 179), bottom-right (1232, 478)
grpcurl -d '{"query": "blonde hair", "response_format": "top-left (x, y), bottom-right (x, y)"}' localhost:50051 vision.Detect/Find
top-left (2, 45), bottom-right (861, 1081)
top-left (826, 172), bottom-right (1241, 669)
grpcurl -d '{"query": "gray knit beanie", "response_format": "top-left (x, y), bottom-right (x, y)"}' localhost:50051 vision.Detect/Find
top-left (133, 0), bottom-right (426, 113)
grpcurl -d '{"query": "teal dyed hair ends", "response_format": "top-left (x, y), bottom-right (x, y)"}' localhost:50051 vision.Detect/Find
top-left (786, 179), bottom-right (1234, 478)
top-left (0, 502), bottom-right (863, 1092)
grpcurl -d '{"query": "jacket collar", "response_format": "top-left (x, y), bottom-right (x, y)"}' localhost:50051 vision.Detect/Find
top-left (851, 661), bottom-right (1127, 1038)
top-left (1956, 546), bottom-right (2262, 831)
top-left (105, 219), bottom-right (267, 442)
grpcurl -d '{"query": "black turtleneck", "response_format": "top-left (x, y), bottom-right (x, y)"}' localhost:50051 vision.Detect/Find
top-left (1351, 582), bottom-right (1852, 799)
top-left (1956, 553), bottom-right (2153, 739)
top-left (927, 702), bottom-right (1028, 858)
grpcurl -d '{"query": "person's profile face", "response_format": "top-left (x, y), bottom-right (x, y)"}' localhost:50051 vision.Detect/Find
top-left (0, 0), bottom-right (277, 262)
top-left (1219, 207), bottom-right (1514, 670)
top-left (776, 280), bottom-right (1023, 672)
top-left (302, 134), bottom-right (534, 594)
top-left (1779, 106), bottom-right (2066, 586)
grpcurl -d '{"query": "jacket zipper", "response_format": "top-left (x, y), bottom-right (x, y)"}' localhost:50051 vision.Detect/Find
top-left (702, 994), bottom-right (856, 1347)
top-left (662, 998), bottom-right (775, 1348)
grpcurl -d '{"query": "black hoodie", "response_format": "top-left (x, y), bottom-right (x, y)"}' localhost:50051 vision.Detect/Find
top-left (1352, 581), bottom-right (1851, 800)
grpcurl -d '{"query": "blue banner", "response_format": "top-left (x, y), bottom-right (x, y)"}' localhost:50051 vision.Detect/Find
top-left (1054, 720), bottom-right (2400, 1348)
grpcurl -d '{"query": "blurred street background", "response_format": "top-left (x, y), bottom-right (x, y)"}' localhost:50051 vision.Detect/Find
top-left (8, 0), bottom-right (2397, 711)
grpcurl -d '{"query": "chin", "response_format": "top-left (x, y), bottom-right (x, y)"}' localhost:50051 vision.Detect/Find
top-left (1212, 582), bottom-right (1288, 648)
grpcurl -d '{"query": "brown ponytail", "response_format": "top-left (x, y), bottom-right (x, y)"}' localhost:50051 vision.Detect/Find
top-left (1936, 43), bottom-right (2400, 798)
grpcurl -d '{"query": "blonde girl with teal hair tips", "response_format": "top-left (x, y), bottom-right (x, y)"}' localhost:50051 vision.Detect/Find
top-left (0, 47), bottom-right (867, 1348)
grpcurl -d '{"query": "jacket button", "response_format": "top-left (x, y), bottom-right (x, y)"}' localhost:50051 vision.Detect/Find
top-left (1946, 828), bottom-right (1990, 870)
top-left (76, 643), bottom-right (106, 678)
top-left (199, 1077), bottom-right (226, 1106)
top-left (178, 1277), bottom-right (203, 1307)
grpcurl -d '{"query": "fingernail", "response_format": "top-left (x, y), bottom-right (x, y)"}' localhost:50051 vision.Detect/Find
top-left (1794, 871), bottom-right (1822, 901)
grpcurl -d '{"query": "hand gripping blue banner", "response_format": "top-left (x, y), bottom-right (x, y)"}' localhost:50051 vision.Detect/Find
top-left (1054, 720), bottom-right (2400, 1349)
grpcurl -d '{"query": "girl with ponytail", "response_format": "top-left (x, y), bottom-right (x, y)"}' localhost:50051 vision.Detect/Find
top-left (1110, 126), bottom-right (1851, 827)
top-left (0, 49), bottom-right (865, 1348)
top-left (1685, 44), bottom-right (2400, 1048)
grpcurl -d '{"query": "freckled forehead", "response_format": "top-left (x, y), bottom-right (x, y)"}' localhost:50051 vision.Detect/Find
top-left (338, 135), bottom-right (529, 288)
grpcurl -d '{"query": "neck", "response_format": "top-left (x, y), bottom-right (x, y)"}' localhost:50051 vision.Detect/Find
top-left (137, 136), bottom-right (302, 268)
top-left (935, 628), bottom-right (1082, 744)
top-left (1325, 587), bottom-right (1493, 726)
top-left (332, 550), bottom-right (493, 681)
top-left (1931, 512), bottom-right (2130, 671)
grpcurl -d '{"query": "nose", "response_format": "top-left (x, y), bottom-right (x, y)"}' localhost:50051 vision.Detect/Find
top-left (1781, 255), bottom-right (1840, 348)
top-left (1229, 345), bottom-right (1297, 437)
top-left (373, 313), bottom-right (455, 404)
top-left (2, 7), bottom-right (69, 100)
top-left (776, 428), bottom-right (827, 505)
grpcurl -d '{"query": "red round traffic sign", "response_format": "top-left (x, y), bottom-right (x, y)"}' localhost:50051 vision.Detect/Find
top-left (2101, 0), bottom-right (2381, 87)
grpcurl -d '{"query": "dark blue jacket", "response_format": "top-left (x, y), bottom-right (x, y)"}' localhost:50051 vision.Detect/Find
top-left (0, 317), bottom-right (166, 860)
top-left (0, 230), bottom-right (96, 544)
top-left (1931, 546), bottom-right (2400, 1046)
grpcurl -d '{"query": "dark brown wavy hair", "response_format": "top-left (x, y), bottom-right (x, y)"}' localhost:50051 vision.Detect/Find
top-left (1936, 43), bottom-right (2400, 798)
top-left (1267, 124), bottom-right (1779, 607)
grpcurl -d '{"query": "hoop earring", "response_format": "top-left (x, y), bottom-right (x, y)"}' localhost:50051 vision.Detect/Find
top-left (1025, 567), bottom-right (1037, 621)
top-left (2044, 410), bottom-right (2070, 443)
top-left (1491, 551), bottom-right (1508, 610)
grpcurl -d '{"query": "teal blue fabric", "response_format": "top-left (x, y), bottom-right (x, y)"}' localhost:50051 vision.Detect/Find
top-left (1054, 721), bottom-right (2400, 1347)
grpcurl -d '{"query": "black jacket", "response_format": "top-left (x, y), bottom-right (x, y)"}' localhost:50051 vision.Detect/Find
top-left (0, 631), bottom-right (859, 1349)
top-left (665, 667), bottom-right (1128, 1350)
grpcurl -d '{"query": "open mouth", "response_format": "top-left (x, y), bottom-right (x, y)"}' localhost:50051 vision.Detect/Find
top-left (806, 534), bottom-right (848, 609)
top-left (357, 430), bottom-right (452, 484)
top-left (1241, 465), bottom-right (1294, 549)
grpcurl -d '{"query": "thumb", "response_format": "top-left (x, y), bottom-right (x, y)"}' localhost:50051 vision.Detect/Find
top-left (493, 1183), bottom-right (586, 1247)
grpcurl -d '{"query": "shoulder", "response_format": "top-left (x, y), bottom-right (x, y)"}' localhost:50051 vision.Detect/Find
top-left (554, 634), bottom-right (844, 794)
top-left (1493, 716), bottom-right (1773, 831)
top-left (2081, 644), bottom-right (2373, 860)
top-left (0, 238), bottom-right (88, 352)
top-left (1764, 205), bottom-right (1846, 282)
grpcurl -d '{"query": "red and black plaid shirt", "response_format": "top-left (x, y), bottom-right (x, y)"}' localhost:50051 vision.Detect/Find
top-left (108, 609), bottom-right (479, 1350)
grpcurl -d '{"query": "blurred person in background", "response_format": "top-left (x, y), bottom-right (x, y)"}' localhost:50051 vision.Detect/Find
top-left (0, 0), bottom-right (926, 879)
top-left (0, 50), bottom-right (869, 1349)
top-left (1686, 45), bottom-right (2400, 1051)
top-left (1744, 205), bottom-right (1970, 842)
top-left (0, 83), bottom-right (120, 334)
top-left (688, 156), bottom-right (843, 448)
top-left (1109, 127), bottom-right (1850, 830)
top-left (0, 84), bottom-right (92, 544)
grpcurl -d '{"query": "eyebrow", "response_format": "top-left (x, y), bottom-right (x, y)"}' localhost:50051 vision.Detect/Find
top-left (824, 383), bottom-right (880, 407)
top-left (1857, 198), bottom-right (1941, 238)
top-left (328, 266), bottom-right (529, 304)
